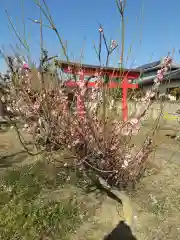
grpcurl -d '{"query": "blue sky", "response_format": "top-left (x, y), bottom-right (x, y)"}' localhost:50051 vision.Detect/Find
top-left (0, 0), bottom-right (180, 72)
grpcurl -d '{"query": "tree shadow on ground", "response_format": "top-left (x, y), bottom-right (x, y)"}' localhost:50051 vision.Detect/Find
top-left (0, 151), bottom-right (28, 168)
top-left (55, 166), bottom-right (125, 203)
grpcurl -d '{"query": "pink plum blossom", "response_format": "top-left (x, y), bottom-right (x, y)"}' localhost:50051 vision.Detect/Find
top-left (111, 40), bottom-right (117, 49)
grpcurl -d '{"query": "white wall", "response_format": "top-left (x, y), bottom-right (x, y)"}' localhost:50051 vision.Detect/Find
top-left (142, 80), bottom-right (180, 95)
top-left (116, 100), bottom-right (180, 126)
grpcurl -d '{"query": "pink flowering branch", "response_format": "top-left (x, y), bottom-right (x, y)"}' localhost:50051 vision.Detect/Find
top-left (119, 56), bottom-right (172, 137)
top-left (4, 56), bottom-right (171, 188)
top-left (93, 25), bottom-right (118, 67)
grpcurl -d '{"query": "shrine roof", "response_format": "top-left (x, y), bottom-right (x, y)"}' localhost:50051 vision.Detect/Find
top-left (55, 60), bottom-right (140, 76)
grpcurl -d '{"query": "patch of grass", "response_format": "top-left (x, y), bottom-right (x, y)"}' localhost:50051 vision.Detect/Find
top-left (0, 162), bottom-right (89, 240)
top-left (130, 159), bottom-right (180, 239)
top-left (0, 198), bottom-right (82, 240)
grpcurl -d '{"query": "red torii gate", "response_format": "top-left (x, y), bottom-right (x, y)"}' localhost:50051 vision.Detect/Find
top-left (58, 61), bottom-right (140, 121)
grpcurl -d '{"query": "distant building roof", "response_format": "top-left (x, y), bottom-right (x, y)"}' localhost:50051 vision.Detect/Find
top-left (136, 60), bottom-right (180, 73)
top-left (136, 61), bottom-right (161, 71)
top-left (136, 68), bottom-right (180, 85)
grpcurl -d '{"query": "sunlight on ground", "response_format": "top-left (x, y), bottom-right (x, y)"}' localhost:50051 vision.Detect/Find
top-left (0, 126), bottom-right (180, 239)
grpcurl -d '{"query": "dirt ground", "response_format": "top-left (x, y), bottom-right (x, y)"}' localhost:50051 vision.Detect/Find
top-left (1, 126), bottom-right (180, 239)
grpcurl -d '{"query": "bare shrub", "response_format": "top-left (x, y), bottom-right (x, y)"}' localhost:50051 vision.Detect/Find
top-left (3, 55), bottom-right (172, 189)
